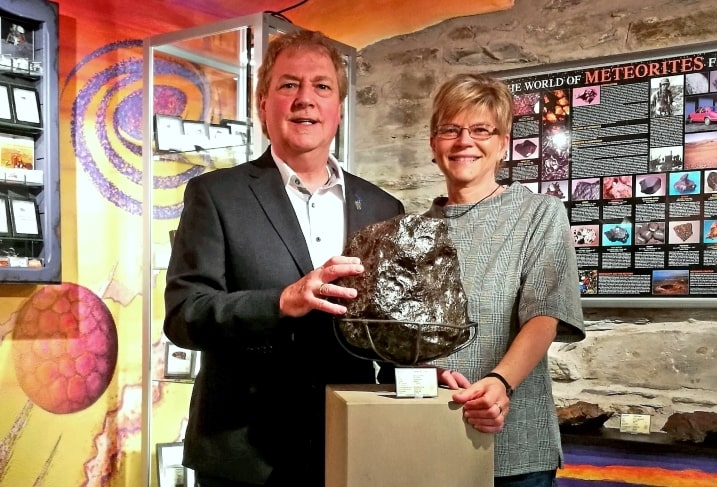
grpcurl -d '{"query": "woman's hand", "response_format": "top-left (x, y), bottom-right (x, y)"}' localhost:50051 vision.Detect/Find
top-left (452, 378), bottom-right (510, 433)
top-left (437, 367), bottom-right (471, 389)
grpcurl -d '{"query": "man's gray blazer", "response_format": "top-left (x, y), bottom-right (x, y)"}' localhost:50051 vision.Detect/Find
top-left (164, 148), bottom-right (404, 485)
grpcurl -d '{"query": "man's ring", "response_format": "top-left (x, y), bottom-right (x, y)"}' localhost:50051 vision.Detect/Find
top-left (319, 283), bottom-right (328, 296)
top-left (496, 403), bottom-right (503, 415)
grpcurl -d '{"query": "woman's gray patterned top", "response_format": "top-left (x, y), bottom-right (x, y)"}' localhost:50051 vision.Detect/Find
top-left (425, 181), bottom-right (585, 478)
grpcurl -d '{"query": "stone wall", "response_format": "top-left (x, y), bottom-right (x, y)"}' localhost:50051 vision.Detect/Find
top-left (353, 0), bottom-right (717, 430)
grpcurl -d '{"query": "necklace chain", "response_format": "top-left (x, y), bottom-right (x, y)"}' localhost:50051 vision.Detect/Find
top-left (444, 185), bottom-right (500, 219)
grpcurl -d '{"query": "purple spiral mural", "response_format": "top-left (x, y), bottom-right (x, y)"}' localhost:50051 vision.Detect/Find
top-left (62, 39), bottom-right (212, 219)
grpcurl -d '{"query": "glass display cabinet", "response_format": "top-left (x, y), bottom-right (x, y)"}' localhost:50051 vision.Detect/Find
top-left (0, 0), bottom-right (60, 283)
top-left (141, 13), bottom-right (356, 486)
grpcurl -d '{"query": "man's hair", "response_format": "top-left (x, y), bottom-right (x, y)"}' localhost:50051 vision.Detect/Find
top-left (256, 30), bottom-right (348, 135)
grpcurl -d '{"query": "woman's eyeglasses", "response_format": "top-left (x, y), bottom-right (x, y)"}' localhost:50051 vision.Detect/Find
top-left (434, 124), bottom-right (498, 140)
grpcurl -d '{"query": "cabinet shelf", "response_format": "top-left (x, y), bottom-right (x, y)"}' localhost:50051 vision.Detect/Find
top-left (153, 378), bottom-right (195, 385)
top-left (0, 174), bottom-right (43, 188)
top-left (0, 120), bottom-right (43, 136)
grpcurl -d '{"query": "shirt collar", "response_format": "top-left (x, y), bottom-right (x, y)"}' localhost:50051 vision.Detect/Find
top-left (272, 146), bottom-right (345, 197)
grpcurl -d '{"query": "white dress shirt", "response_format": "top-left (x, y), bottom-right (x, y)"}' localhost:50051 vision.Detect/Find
top-left (274, 149), bottom-right (346, 268)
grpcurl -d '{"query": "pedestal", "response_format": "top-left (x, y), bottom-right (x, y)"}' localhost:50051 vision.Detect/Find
top-left (326, 384), bottom-right (494, 487)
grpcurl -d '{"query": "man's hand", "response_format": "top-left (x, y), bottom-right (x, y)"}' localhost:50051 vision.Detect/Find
top-left (279, 256), bottom-right (364, 317)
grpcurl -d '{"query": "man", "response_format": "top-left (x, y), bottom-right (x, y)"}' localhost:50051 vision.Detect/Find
top-left (164, 30), bottom-right (404, 487)
top-left (651, 77), bottom-right (674, 116)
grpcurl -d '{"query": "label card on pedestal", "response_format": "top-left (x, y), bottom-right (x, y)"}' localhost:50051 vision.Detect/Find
top-left (620, 413), bottom-right (651, 434)
top-left (395, 367), bottom-right (438, 398)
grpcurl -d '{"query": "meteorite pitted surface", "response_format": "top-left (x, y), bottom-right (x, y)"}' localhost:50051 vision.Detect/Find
top-left (334, 214), bottom-right (471, 365)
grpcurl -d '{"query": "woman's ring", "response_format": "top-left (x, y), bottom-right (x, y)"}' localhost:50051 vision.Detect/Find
top-left (496, 403), bottom-right (503, 415)
top-left (319, 283), bottom-right (328, 296)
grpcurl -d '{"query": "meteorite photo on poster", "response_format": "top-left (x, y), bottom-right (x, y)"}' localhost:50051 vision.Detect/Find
top-left (491, 42), bottom-right (717, 304)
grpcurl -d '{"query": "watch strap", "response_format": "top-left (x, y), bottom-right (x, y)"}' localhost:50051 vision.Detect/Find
top-left (483, 372), bottom-right (514, 398)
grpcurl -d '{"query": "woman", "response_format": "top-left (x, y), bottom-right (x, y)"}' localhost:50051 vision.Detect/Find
top-left (425, 73), bottom-right (585, 487)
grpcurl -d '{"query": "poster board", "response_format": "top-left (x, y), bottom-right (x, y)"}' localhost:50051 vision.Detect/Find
top-left (490, 42), bottom-right (717, 307)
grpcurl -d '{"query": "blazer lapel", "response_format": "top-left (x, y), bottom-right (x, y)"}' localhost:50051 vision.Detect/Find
top-left (248, 151), bottom-right (314, 275)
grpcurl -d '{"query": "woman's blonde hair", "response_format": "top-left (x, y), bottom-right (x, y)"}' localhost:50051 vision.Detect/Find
top-left (430, 73), bottom-right (513, 137)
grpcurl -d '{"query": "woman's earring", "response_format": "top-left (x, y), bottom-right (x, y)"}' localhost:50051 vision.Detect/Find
top-left (431, 158), bottom-right (436, 164)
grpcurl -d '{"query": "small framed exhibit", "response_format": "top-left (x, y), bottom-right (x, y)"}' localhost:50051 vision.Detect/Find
top-left (0, 83), bottom-right (13, 122)
top-left (182, 120), bottom-right (209, 149)
top-left (220, 118), bottom-right (251, 163)
top-left (12, 57), bottom-right (29, 75)
top-left (0, 196), bottom-right (10, 236)
top-left (10, 85), bottom-right (41, 126)
top-left (163, 342), bottom-right (195, 380)
top-left (8, 194), bottom-right (40, 238)
top-left (156, 442), bottom-right (192, 487)
top-left (207, 124), bottom-right (231, 148)
top-left (28, 60), bottom-right (42, 77)
top-left (0, 133), bottom-right (34, 169)
top-left (0, 16), bottom-right (35, 61)
top-left (154, 114), bottom-right (184, 152)
top-left (0, 54), bottom-right (10, 72)
top-left (220, 118), bottom-right (249, 146)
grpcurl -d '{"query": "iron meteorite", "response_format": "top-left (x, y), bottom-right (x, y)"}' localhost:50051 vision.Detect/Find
top-left (334, 214), bottom-right (473, 366)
